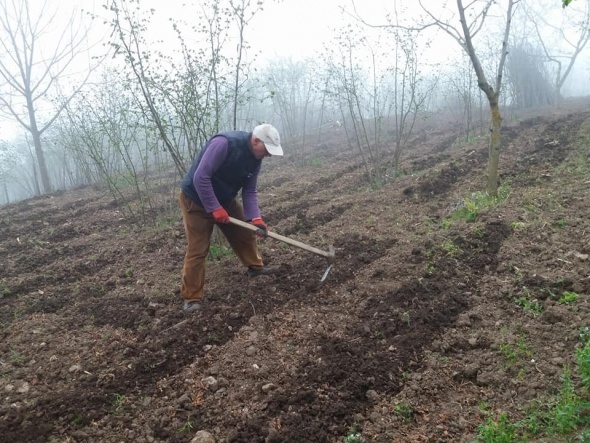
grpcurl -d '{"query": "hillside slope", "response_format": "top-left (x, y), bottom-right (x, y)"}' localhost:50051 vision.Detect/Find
top-left (1, 104), bottom-right (589, 443)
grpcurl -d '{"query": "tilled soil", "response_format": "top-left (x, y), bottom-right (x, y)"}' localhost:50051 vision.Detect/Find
top-left (1, 104), bottom-right (590, 443)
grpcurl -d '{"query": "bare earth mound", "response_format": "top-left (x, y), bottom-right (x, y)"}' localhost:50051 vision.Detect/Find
top-left (1, 104), bottom-right (589, 442)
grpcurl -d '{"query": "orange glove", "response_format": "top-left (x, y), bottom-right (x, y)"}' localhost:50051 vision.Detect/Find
top-left (212, 207), bottom-right (230, 224)
top-left (252, 217), bottom-right (267, 238)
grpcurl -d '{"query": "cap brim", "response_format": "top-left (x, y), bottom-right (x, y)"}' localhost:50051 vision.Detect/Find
top-left (265, 144), bottom-right (283, 156)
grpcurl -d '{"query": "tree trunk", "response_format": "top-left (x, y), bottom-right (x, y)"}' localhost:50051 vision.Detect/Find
top-left (3, 180), bottom-right (9, 204)
top-left (487, 100), bottom-right (502, 197)
top-left (26, 91), bottom-right (52, 194)
top-left (32, 130), bottom-right (51, 194)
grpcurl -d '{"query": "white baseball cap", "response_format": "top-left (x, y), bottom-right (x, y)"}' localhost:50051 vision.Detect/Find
top-left (253, 124), bottom-right (283, 156)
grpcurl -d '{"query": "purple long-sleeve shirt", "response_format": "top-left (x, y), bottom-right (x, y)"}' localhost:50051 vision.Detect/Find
top-left (193, 136), bottom-right (261, 220)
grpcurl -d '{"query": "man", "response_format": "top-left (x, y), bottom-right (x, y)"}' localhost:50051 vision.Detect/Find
top-left (178, 124), bottom-right (283, 312)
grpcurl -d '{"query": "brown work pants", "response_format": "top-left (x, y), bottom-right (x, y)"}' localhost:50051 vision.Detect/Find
top-left (179, 191), bottom-right (263, 302)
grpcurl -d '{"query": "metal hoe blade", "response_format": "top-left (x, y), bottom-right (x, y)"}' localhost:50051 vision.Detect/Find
top-left (320, 264), bottom-right (333, 283)
top-left (320, 245), bottom-right (336, 282)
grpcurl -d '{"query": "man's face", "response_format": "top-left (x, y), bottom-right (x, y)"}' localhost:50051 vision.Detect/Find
top-left (251, 137), bottom-right (272, 159)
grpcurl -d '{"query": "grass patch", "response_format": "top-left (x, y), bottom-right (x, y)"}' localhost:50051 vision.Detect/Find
top-left (475, 327), bottom-right (590, 442)
top-left (451, 185), bottom-right (510, 223)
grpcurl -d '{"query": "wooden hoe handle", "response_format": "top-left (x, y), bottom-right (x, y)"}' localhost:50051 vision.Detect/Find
top-left (228, 217), bottom-right (334, 260)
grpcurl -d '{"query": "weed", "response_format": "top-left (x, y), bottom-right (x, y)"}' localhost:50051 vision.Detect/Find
top-left (179, 419), bottom-right (194, 433)
top-left (516, 337), bottom-right (532, 357)
top-left (441, 219), bottom-right (452, 230)
top-left (554, 219), bottom-right (568, 229)
top-left (476, 412), bottom-right (518, 443)
top-left (499, 337), bottom-right (531, 368)
top-left (499, 342), bottom-right (518, 366)
top-left (451, 186), bottom-right (510, 223)
top-left (514, 296), bottom-right (543, 317)
top-left (207, 244), bottom-right (233, 261)
top-left (425, 264), bottom-right (436, 276)
top-left (401, 311), bottom-right (411, 326)
top-left (548, 368), bottom-right (583, 435)
top-left (479, 401), bottom-right (491, 412)
top-left (208, 333), bottom-right (221, 344)
top-left (559, 291), bottom-right (579, 304)
top-left (510, 221), bottom-right (526, 232)
top-left (521, 414), bottom-right (540, 436)
top-left (372, 330), bottom-right (383, 339)
top-left (393, 402), bottom-right (414, 422)
top-left (441, 239), bottom-right (462, 257)
top-left (576, 334), bottom-right (590, 388)
top-left (470, 225), bottom-right (485, 238)
top-left (111, 393), bottom-right (126, 415)
top-left (511, 266), bottom-right (525, 283)
top-left (28, 237), bottom-right (49, 248)
top-left (154, 215), bottom-right (177, 230)
top-left (345, 431), bottom-right (362, 443)
top-left (124, 268), bottom-right (134, 278)
top-left (10, 350), bottom-right (22, 364)
top-left (0, 279), bottom-right (14, 298)
top-left (543, 288), bottom-right (558, 300)
top-left (514, 291), bottom-right (543, 317)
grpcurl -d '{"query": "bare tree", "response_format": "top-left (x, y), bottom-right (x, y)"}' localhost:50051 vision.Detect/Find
top-left (417, 0), bottom-right (518, 197)
top-left (386, 26), bottom-right (434, 176)
top-left (266, 59), bottom-right (317, 159)
top-left (524, 0), bottom-right (590, 105)
top-left (505, 42), bottom-right (554, 108)
top-left (0, 140), bottom-right (19, 204)
top-left (349, 0), bottom-right (518, 196)
top-left (227, 0), bottom-right (263, 130)
top-left (0, 0), bottom-right (93, 194)
top-left (107, 0), bottom-right (187, 176)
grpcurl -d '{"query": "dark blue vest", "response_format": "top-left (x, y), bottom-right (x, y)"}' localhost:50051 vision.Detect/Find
top-left (180, 131), bottom-right (261, 207)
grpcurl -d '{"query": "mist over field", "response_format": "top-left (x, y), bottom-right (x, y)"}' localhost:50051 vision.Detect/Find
top-left (1, 1), bottom-right (590, 442)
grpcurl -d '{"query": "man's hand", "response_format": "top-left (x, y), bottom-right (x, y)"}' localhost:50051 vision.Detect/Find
top-left (212, 207), bottom-right (230, 224)
top-left (252, 217), bottom-right (268, 238)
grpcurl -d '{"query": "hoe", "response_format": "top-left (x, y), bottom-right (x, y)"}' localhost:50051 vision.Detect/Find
top-left (228, 217), bottom-right (336, 282)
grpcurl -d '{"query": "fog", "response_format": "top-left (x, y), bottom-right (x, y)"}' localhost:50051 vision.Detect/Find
top-left (0, 0), bottom-right (588, 206)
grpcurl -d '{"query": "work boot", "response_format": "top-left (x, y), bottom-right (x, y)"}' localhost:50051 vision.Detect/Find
top-left (246, 266), bottom-right (280, 277)
top-left (183, 300), bottom-right (202, 313)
